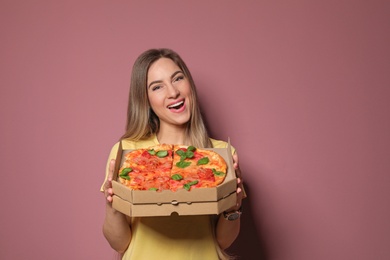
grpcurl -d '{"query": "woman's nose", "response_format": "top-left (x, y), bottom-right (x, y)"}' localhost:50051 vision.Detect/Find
top-left (167, 84), bottom-right (180, 98)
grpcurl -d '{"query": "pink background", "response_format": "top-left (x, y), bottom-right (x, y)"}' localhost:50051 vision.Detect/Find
top-left (1, 1), bottom-right (389, 259)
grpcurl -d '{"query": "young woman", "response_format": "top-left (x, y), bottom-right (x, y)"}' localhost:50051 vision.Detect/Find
top-left (102, 48), bottom-right (244, 259)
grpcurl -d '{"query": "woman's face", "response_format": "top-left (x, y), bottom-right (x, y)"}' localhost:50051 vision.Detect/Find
top-left (147, 58), bottom-right (192, 129)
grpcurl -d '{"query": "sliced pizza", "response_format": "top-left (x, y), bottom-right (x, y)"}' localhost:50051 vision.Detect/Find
top-left (118, 144), bottom-right (227, 191)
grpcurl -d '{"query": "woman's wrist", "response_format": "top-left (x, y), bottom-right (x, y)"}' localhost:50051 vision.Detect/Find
top-left (222, 206), bottom-right (242, 221)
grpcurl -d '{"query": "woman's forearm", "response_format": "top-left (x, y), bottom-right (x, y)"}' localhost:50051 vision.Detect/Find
top-left (103, 204), bottom-right (132, 254)
top-left (216, 153), bottom-right (243, 250)
top-left (215, 213), bottom-right (241, 249)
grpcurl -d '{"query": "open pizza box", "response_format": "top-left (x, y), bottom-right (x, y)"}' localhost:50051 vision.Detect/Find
top-left (111, 139), bottom-right (241, 217)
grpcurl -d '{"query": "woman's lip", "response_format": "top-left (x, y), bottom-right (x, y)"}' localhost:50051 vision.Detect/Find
top-left (169, 102), bottom-right (186, 113)
top-left (167, 99), bottom-right (185, 108)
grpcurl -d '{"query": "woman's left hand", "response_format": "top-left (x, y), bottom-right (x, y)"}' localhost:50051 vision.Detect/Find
top-left (228, 153), bottom-right (244, 211)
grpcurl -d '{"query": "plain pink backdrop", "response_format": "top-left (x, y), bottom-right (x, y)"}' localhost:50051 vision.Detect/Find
top-left (1, 1), bottom-right (389, 260)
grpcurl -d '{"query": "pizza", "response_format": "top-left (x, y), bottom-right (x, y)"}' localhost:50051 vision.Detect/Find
top-left (118, 144), bottom-right (227, 191)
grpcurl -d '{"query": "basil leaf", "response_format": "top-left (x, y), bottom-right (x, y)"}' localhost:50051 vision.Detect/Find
top-left (212, 168), bottom-right (225, 176)
top-left (119, 168), bottom-right (132, 180)
top-left (156, 150), bottom-right (168, 158)
top-left (177, 147), bottom-right (195, 160)
top-left (171, 174), bottom-right (183, 180)
top-left (120, 168), bottom-right (132, 175)
top-left (148, 149), bottom-right (156, 155)
top-left (185, 150), bottom-right (194, 159)
top-left (149, 187), bottom-right (158, 191)
top-left (187, 146), bottom-right (196, 152)
top-left (184, 180), bottom-right (199, 191)
top-left (197, 157), bottom-right (209, 165)
top-left (188, 180), bottom-right (199, 185)
top-left (120, 175), bottom-right (130, 180)
top-left (176, 161), bottom-right (191, 168)
top-left (176, 150), bottom-right (185, 156)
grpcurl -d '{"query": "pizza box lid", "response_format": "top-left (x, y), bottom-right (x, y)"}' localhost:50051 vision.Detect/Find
top-left (111, 139), bottom-right (238, 217)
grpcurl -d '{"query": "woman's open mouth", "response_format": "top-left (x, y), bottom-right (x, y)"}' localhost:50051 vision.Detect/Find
top-left (167, 100), bottom-right (185, 110)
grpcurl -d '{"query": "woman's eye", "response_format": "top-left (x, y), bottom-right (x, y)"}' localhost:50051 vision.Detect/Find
top-left (174, 75), bottom-right (184, 82)
top-left (152, 85), bottom-right (162, 91)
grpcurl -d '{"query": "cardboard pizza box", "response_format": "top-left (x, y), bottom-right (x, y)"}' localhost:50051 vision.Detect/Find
top-left (111, 140), bottom-right (239, 217)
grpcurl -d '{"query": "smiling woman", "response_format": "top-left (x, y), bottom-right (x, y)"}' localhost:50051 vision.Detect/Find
top-left (120, 49), bottom-right (211, 148)
top-left (101, 48), bottom-right (244, 260)
top-left (147, 58), bottom-right (192, 137)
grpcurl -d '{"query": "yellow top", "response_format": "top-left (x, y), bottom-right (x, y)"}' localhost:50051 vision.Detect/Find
top-left (101, 135), bottom-right (234, 260)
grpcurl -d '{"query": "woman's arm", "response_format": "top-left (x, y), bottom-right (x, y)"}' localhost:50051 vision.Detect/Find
top-left (216, 153), bottom-right (244, 249)
top-left (102, 159), bottom-right (132, 254)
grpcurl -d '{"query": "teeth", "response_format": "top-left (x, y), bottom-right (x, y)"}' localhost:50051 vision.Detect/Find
top-left (168, 101), bottom-right (184, 109)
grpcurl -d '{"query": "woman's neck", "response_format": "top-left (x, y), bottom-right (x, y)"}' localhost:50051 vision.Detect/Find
top-left (157, 124), bottom-right (187, 145)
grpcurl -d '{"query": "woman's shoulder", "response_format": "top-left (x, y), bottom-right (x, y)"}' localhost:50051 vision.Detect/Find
top-left (210, 138), bottom-right (228, 148)
top-left (120, 135), bottom-right (159, 149)
top-left (209, 138), bottom-right (236, 154)
top-left (107, 135), bottom-right (159, 159)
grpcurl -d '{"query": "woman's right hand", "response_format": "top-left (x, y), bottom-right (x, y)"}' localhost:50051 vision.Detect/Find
top-left (102, 159), bottom-right (132, 253)
top-left (103, 159), bottom-right (116, 204)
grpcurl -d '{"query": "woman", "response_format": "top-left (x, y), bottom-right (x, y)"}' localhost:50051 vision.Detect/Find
top-left (102, 48), bottom-right (244, 259)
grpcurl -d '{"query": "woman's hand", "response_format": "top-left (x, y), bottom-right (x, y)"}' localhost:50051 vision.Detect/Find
top-left (102, 159), bottom-right (132, 253)
top-left (229, 153), bottom-right (244, 211)
top-left (215, 152), bottom-right (243, 249)
top-left (103, 159), bottom-right (116, 204)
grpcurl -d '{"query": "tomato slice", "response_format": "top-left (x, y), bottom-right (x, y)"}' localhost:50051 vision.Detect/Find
top-left (141, 150), bottom-right (151, 159)
top-left (197, 168), bottom-right (215, 181)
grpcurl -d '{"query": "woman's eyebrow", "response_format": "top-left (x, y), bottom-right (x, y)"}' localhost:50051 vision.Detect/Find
top-left (171, 71), bottom-right (183, 79)
top-left (148, 79), bottom-right (162, 89)
top-left (148, 71), bottom-right (183, 89)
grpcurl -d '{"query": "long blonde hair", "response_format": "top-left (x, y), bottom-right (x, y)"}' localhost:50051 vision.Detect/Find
top-left (121, 48), bottom-right (212, 148)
